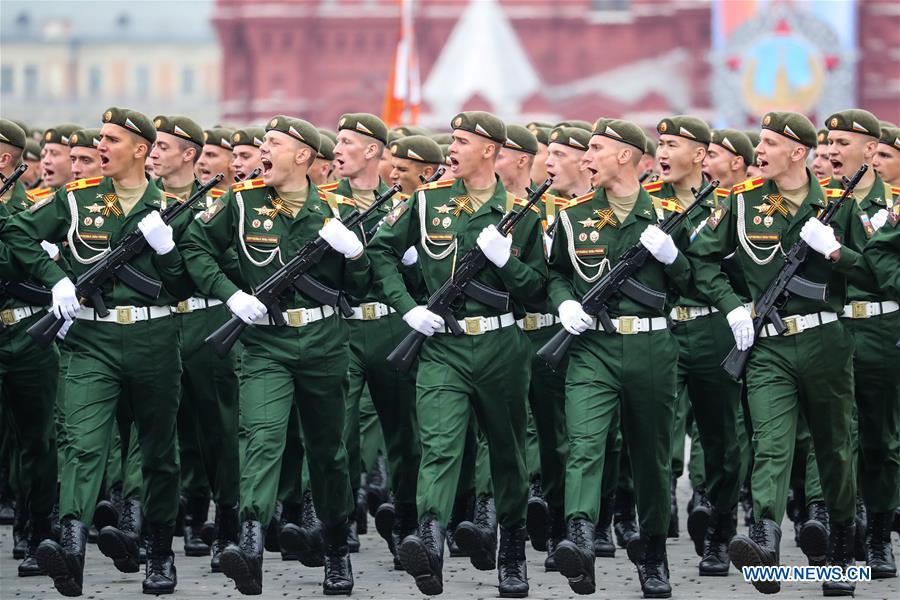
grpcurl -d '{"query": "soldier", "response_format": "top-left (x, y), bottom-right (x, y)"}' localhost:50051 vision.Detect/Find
top-left (38, 125), bottom-right (80, 193)
top-left (687, 112), bottom-right (867, 596)
top-left (0, 119), bottom-right (60, 578)
top-left (874, 125), bottom-right (900, 186)
top-left (182, 115), bottom-right (365, 596)
top-left (744, 130), bottom-right (763, 179)
top-left (823, 109), bottom-right (898, 580)
top-left (197, 128), bottom-right (235, 188)
top-left (811, 129), bottom-right (833, 181)
top-left (864, 203), bottom-right (900, 294)
top-left (68, 130), bottom-right (102, 180)
top-left (638, 138), bottom-right (658, 181)
top-left (231, 127), bottom-right (265, 182)
top-left (22, 139), bottom-right (42, 189)
top-left (368, 111), bottom-right (544, 597)
top-left (388, 135), bottom-right (443, 195)
top-left (310, 136), bottom-right (335, 186)
top-left (702, 129), bottom-right (754, 190)
top-left (5, 107), bottom-right (190, 595)
top-left (528, 126), bottom-right (551, 186)
top-left (496, 124), bottom-right (539, 197)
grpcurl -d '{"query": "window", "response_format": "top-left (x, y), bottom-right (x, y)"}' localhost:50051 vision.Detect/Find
top-left (89, 65), bottom-right (102, 96)
top-left (181, 66), bottom-right (194, 95)
top-left (135, 65), bottom-right (149, 96)
top-left (0, 66), bottom-right (12, 93)
top-left (24, 65), bottom-right (37, 97)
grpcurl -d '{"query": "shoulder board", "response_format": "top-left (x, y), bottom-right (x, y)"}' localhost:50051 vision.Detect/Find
top-left (162, 191), bottom-right (179, 201)
top-left (715, 187), bottom-right (731, 198)
top-left (818, 177), bottom-right (833, 187)
top-left (543, 193), bottom-right (569, 206)
top-left (658, 198), bottom-right (684, 213)
top-left (563, 192), bottom-right (594, 210)
top-left (318, 190), bottom-right (356, 207)
top-left (396, 192), bottom-right (410, 201)
top-left (28, 196), bottom-right (54, 213)
top-left (199, 197), bottom-right (226, 223)
top-left (26, 187), bottom-right (53, 202)
top-left (231, 178), bottom-right (265, 192)
top-left (513, 197), bottom-right (541, 214)
top-left (891, 186), bottom-right (900, 198)
top-left (642, 180), bottom-right (664, 193)
top-left (65, 177), bottom-right (103, 192)
top-left (208, 189), bottom-right (224, 199)
top-left (317, 181), bottom-right (340, 192)
top-left (732, 177), bottom-right (764, 194)
top-left (416, 178), bottom-right (455, 192)
top-left (824, 188), bottom-right (843, 198)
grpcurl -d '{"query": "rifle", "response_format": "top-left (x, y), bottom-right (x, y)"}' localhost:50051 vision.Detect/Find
top-left (721, 164), bottom-right (868, 380)
top-left (364, 168), bottom-right (444, 240)
top-left (537, 179), bottom-right (719, 370)
top-left (27, 174), bottom-right (225, 346)
top-left (234, 167), bottom-right (261, 183)
top-left (638, 169), bottom-right (653, 183)
top-left (205, 182), bottom-right (403, 357)
top-left (386, 177), bottom-right (554, 373)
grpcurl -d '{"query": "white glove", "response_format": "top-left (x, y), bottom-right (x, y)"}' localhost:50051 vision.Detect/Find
top-left (871, 209), bottom-right (888, 231)
top-left (51, 278), bottom-right (80, 320)
top-left (319, 219), bottom-right (363, 259)
top-left (40, 240), bottom-right (60, 260)
top-left (226, 290), bottom-right (267, 325)
top-left (799, 218), bottom-right (841, 258)
top-left (726, 306), bottom-right (754, 351)
top-left (401, 246), bottom-right (418, 266)
top-left (138, 211), bottom-right (175, 255)
top-left (558, 300), bottom-right (593, 335)
top-left (477, 225), bottom-right (512, 268)
top-left (56, 319), bottom-right (72, 340)
top-left (639, 225), bottom-right (678, 265)
top-left (402, 306), bottom-right (445, 337)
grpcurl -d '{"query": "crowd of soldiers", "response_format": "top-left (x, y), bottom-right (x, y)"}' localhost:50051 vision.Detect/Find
top-left (0, 102), bottom-right (897, 600)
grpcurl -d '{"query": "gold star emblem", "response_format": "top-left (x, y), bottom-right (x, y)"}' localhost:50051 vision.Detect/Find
top-left (435, 203), bottom-right (453, 214)
top-left (578, 217), bottom-right (599, 228)
top-left (254, 206), bottom-right (275, 217)
top-left (86, 203), bottom-right (103, 213)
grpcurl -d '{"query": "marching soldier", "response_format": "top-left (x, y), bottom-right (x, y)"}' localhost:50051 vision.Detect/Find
top-left (196, 128), bottom-right (235, 188)
top-left (231, 127), bottom-right (265, 182)
top-left (310, 136), bottom-right (336, 186)
top-left (874, 125), bottom-right (900, 186)
top-left (22, 139), bottom-right (43, 189)
top-left (182, 116), bottom-right (365, 595)
top-left (68, 130), bottom-right (102, 181)
top-left (387, 135), bottom-right (443, 195)
top-left (702, 129), bottom-right (754, 190)
top-left (812, 129), bottom-right (833, 182)
top-left (37, 124), bottom-right (80, 194)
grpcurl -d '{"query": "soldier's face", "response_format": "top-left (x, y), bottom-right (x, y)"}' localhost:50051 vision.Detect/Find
top-left (22, 157), bottom-right (40, 186)
top-left (97, 124), bottom-right (147, 178)
top-left (827, 130), bottom-right (872, 177)
top-left (703, 143), bottom-right (740, 185)
top-left (873, 144), bottom-right (900, 184)
top-left (232, 146), bottom-right (262, 181)
top-left (334, 130), bottom-right (376, 179)
top-left (259, 131), bottom-right (306, 187)
top-left (583, 137), bottom-right (622, 188)
top-left (810, 144), bottom-right (832, 180)
top-left (530, 142), bottom-right (549, 184)
top-left (545, 143), bottom-right (584, 193)
top-left (309, 157), bottom-right (333, 186)
top-left (389, 156), bottom-right (427, 194)
top-left (448, 130), bottom-right (494, 179)
top-left (378, 146), bottom-right (394, 184)
top-left (494, 149), bottom-right (525, 189)
top-left (196, 145), bottom-right (233, 185)
top-left (656, 134), bottom-right (703, 185)
top-left (755, 130), bottom-right (802, 180)
top-left (150, 132), bottom-right (196, 179)
top-left (40, 142), bottom-right (72, 188)
top-left (70, 147), bottom-right (101, 180)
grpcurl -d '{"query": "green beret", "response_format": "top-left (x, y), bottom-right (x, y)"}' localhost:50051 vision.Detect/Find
top-left (555, 120), bottom-right (593, 132)
top-left (42, 123), bottom-right (81, 147)
top-left (69, 128), bottom-right (101, 149)
top-left (591, 118), bottom-right (610, 134)
top-left (593, 118), bottom-right (646, 153)
top-left (710, 129), bottom-right (754, 165)
top-left (429, 132), bottom-right (452, 145)
top-left (532, 126), bottom-right (551, 147)
top-left (761, 111), bottom-right (817, 148)
top-left (656, 115), bottom-right (711, 145)
top-left (743, 130), bottom-right (761, 148)
top-left (317, 128), bottom-right (338, 143)
top-left (825, 109), bottom-right (880, 139)
top-left (438, 144), bottom-right (451, 165)
top-left (879, 126), bottom-right (900, 152)
top-left (23, 138), bottom-right (40, 161)
top-left (393, 125), bottom-right (430, 137)
top-left (153, 115), bottom-right (203, 147)
top-left (450, 111), bottom-right (506, 145)
top-left (503, 124), bottom-right (538, 155)
top-left (266, 115), bottom-right (320, 152)
top-left (390, 135), bottom-right (443, 165)
top-left (338, 113), bottom-right (388, 145)
top-left (526, 121), bottom-right (553, 132)
top-left (816, 129), bottom-right (829, 146)
top-left (548, 126), bottom-right (591, 152)
top-left (878, 120), bottom-right (897, 130)
top-left (0, 118), bottom-right (26, 149)
top-left (203, 127), bottom-right (235, 150)
top-left (317, 136), bottom-right (335, 161)
top-left (643, 136), bottom-right (657, 157)
top-left (102, 107), bottom-right (155, 144)
top-left (231, 127), bottom-right (265, 149)
top-left (9, 119), bottom-right (29, 137)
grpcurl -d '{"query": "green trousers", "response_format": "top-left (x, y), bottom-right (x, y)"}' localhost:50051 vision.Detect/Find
top-left (277, 404), bottom-right (305, 506)
top-left (746, 320), bottom-right (856, 524)
top-left (55, 344), bottom-right (71, 479)
top-left (0, 313), bottom-right (58, 517)
top-left (359, 388), bottom-right (387, 475)
top-left (343, 314), bottom-right (420, 505)
top-left (60, 317), bottom-right (181, 525)
top-left (565, 329), bottom-right (677, 534)
top-left (415, 326), bottom-right (529, 528)
top-left (238, 320), bottom-right (353, 526)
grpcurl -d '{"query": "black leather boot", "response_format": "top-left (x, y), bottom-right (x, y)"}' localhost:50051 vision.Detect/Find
top-left (220, 519), bottom-right (264, 595)
top-left (594, 494), bottom-right (616, 558)
top-left (94, 483), bottom-right (123, 531)
top-left (375, 499), bottom-right (395, 555)
top-left (455, 494), bottom-right (497, 570)
top-left (264, 500), bottom-right (283, 554)
top-left (385, 501), bottom-right (416, 571)
top-left (182, 496), bottom-right (211, 557)
top-left (866, 510), bottom-right (897, 579)
top-left (365, 454), bottom-right (390, 517)
top-left (280, 489), bottom-right (324, 568)
top-left (526, 476), bottom-right (548, 552)
top-left (322, 520), bottom-right (354, 595)
top-left (636, 534), bottom-right (671, 598)
top-left (211, 504), bottom-right (239, 573)
top-left (36, 518), bottom-right (86, 597)
top-left (822, 520), bottom-right (855, 596)
top-left (667, 477), bottom-right (679, 538)
top-left (687, 488), bottom-right (711, 557)
top-left (446, 492), bottom-right (474, 557)
top-left (544, 508), bottom-right (565, 572)
top-left (798, 501), bottom-right (830, 566)
top-left (698, 508), bottom-right (733, 576)
top-left (398, 517), bottom-right (445, 596)
top-left (98, 497), bottom-right (142, 573)
top-left (143, 522), bottom-right (177, 595)
top-left (728, 518), bottom-right (781, 594)
top-left (614, 489), bottom-right (640, 549)
top-left (854, 496), bottom-right (867, 562)
top-left (12, 507), bottom-right (28, 559)
top-left (19, 513), bottom-right (52, 577)
top-left (555, 517), bottom-right (595, 595)
top-left (497, 526), bottom-right (529, 598)
top-left (278, 500), bottom-right (301, 560)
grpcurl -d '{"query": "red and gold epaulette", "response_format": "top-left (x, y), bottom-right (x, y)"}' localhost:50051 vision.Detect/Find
top-left (318, 190), bottom-right (356, 206)
top-left (513, 197), bottom-right (542, 214)
top-left (396, 192), bottom-right (410, 201)
top-left (162, 191), bottom-right (180, 201)
top-left (819, 177), bottom-right (833, 187)
top-left (732, 177), bottom-right (764, 194)
top-left (26, 187), bottom-right (53, 202)
top-left (658, 198), bottom-right (684, 213)
top-left (890, 186), bottom-right (900, 198)
top-left (65, 177), bottom-right (103, 192)
top-left (317, 181), bottom-right (340, 192)
top-left (543, 193), bottom-right (568, 206)
top-left (416, 178), bottom-right (455, 192)
top-left (563, 191), bottom-right (594, 210)
top-left (209, 188), bottom-right (225, 199)
top-left (824, 188), bottom-right (843, 198)
top-left (232, 178), bottom-right (265, 192)
top-left (715, 187), bottom-right (731, 198)
top-left (642, 180), bottom-right (664, 193)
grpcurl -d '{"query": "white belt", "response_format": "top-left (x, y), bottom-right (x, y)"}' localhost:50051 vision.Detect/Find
top-left (591, 315), bottom-right (669, 335)
top-left (841, 300), bottom-right (899, 320)
top-left (670, 305), bottom-right (719, 322)
top-left (75, 305), bottom-right (172, 325)
top-left (345, 302), bottom-right (395, 321)
top-left (0, 306), bottom-right (43, 326)
top-left (256, 305), bottom-right (335, 328)
top-left (759, 311), bottom-right (838, 338)
top-left (517, 312), bottom-right (558, 331)
top-left (440, 312), bottom-right (516, 335)
top-left (170, 297), bottom-right (223, 314)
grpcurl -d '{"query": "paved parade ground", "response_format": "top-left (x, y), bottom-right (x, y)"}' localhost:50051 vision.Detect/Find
top-left (2, 475), bottom-right (898, 600)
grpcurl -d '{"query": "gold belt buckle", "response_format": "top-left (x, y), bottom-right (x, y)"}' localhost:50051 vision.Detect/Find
top-left (175, 300), bottom-right (190, 314)
top-left (674, 306), bottom-right (691, 322)
top-left (522, 313), bottom-right (539, 331)
top-left (464, 317), bottom-right (483, 335)
top-left (782, 316), bottom-right (799, 336)
top-left (361, 303), bottom-right (378, 321)
top-left (850, 301), bottom-right (869, 319)
top-left (618, 316), bottom-right (638, 334)
top-left (0, 309), bottom-right (16, 325)
top-left (116, 306), bottom-right (136, 325)
top-left (286, 308), bottom-right (307, 327)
